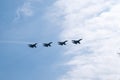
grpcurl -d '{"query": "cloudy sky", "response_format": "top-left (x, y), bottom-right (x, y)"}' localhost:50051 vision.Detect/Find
top-left (0, 0), bottom-right (120, 80)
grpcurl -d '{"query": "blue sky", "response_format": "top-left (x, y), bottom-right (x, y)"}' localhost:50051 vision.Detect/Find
top-left (0, 0), bottom-right (68, 80)
top-left (1, 0), bottom-right (120, 80)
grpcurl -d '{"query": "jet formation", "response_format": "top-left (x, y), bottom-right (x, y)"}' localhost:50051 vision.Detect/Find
top-left (28, 39), bottom-right (82, 48)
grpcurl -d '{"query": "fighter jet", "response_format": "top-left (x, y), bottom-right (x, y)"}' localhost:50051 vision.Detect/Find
top-left (72, 39), bottom-right (82, 44)
top-left (43, 42), bottom-right (52, 47)
top-left (117, 53), bottom-right (120, 55)
top-left (58, 40), bottom-right (68, 46)
top-left (28, 43), bottom-right (37, 48)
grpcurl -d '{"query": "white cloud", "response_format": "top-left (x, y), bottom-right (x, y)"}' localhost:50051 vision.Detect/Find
top-left (14, 0), bottom-right (43, 21)
top-left (51, 0), bottom-right (120, 80)
top-left (19, 2), bottom-right (33, 16)
top-left (15, 2), bottom-right (34, 20)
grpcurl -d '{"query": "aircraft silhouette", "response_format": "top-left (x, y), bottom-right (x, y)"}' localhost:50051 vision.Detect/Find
top-left (72, 39), bottom-right (82, 44)
top-left (43, 42), bottom-right (52, 47)
top-left (117, 53), bottom-right (120, 55)
top-left (58, 40), bottom-right (68, 46)
top-left (28, 43), bottom-right (37, 48)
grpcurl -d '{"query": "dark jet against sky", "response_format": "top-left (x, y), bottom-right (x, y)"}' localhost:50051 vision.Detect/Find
top-left (28, 43), bottom-right (37, 48)
top-left (58, 40), bottom-right (68, 46)
top-left (43, 42), bottom-right (52, 47)
top-left (117, 53), bottom-right (120, 55)
top-left (72, 39), bottom-right (82, 44)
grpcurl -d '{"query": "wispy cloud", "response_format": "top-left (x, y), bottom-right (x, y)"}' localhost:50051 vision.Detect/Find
top-left (14, 0), bottom-right (42, 21)
top-left (14, 2), bottom-right (33, 21)
top-left (50, 0), bottom-right (120, 80)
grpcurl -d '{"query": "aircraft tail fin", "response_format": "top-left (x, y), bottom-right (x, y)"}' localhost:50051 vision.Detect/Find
top-left (78, 39), bottom-right (82, 41)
